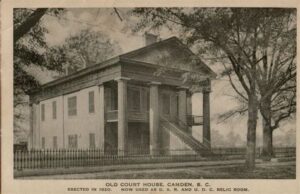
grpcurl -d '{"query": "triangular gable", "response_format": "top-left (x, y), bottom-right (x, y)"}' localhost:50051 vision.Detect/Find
top-left (121, 37), bottom-right (216, 78)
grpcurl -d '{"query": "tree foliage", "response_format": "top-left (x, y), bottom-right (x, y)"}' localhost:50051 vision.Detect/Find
top-left (48, 29), bottom-right (122, 75)
top-left (14, 8), bottom-right (64, 101)
top-left (13, 8), bottom-right (64, 139)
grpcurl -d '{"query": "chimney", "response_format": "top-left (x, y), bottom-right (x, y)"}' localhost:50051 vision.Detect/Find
top-left (145, 32), bottom-right (158, 46)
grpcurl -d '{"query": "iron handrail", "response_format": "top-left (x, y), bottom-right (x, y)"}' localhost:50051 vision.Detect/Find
top-left (161, 116), bottom-right (211, 150)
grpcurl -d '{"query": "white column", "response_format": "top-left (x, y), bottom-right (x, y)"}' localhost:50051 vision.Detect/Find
top-left (116, 77), bottom-right (130, 155)
top-left (28, 103), bottom-right (33, 150)
top-left (186, 92), bottom-right (193, 134)
top-left (149, 82), bottom-right (160, 155)
top-left (32, 103), bottom-right (40, 149)
top-left (203, 90), bottom-right (211, 148)
top-left (99, 84), bottom-right (105, 151)
top-left (61, 95), bottom-right (65, 149)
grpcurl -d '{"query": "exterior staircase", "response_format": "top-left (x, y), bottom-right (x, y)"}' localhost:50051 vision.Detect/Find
top-left (160, 117), bottom-right (212, 156)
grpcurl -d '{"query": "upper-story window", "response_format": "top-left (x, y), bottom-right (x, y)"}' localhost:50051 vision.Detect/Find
top-left (68, 96), bottom-right (77, 116)
top-left (162, 93), bottom-right (171, 115)
top-left (128, 87), bottom-right (141, 111)
top-left (105, 87), bottom-right (118, 111)
top-left (52, 101), bottom-right (57, 119)
top-left (41, 104), bottom-right (45, 121)
top-left (88, 91), bottom-right (95, 113)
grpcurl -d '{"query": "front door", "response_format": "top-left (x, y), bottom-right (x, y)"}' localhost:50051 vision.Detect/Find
top-left (104, 122), bottom-right (118, 155)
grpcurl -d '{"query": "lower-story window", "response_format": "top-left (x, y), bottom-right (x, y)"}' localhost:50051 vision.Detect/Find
top-left (41, 137), bottom-right (45, 149)
top-left (68, 134), bottom-right (78, 149)
top-left (89, 133), bottom-right (95, 149)
top-left (53, 136), bottom-right (58, 149)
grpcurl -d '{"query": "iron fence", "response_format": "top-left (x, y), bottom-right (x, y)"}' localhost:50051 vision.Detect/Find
top-left (14, 147), bottom-right (295, 170)
top-left (14, 149), bottom-right (204, 170)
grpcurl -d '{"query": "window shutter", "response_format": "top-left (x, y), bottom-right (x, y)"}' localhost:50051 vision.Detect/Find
top-left (52, 101), bottom-right (57, 119)
top-left (89, 91), bottom-right (95, 113)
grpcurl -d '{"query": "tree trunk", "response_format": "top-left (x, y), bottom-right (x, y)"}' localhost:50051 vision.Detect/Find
top-left (262, 121), bottom-right (274, 160)
top-left (245, 94), bottom-right (258, 170)
top-left (260, 97), bottom-right (274, 160)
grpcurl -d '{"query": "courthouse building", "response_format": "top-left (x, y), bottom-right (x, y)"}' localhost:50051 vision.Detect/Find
top-left (28, 35), bottom-right (216, 155)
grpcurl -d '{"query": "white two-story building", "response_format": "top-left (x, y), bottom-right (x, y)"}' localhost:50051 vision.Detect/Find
top-left (28, 35), bottom-right (216, 156)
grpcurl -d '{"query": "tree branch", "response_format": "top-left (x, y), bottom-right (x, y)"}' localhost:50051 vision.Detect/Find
top-left (113, 8), bottom-right (123, 22)
top-left (271, 91), bottom-right (296, 130)
top-left (221, 62), bottom-right (248, 101)
top-left (14, 8), bottom-right (48, 44)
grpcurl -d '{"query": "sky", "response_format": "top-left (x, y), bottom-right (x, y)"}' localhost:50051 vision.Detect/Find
top-left (16, 8), bottom-right (296, 146)
top-left (44, 9), bottom-right (147, 52)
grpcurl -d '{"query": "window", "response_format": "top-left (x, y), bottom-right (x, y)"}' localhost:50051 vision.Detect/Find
top-left (53, 136), bottom-right (57, 149)
top-left (162, 93), bottom-right (171, 115)
top-left (68, 96), bottom-right (77, 116)
top-left (111, 87), bottom-right (118, 110)
top-left (41, 104), bottom-right (45, 121)
top-left (128, 88), bottom-right (141, 111)
top-left (105, 88), bottom-right (118, 111)
top-left (88, 91), bottom-right (95, 113)
top-left (52, 101), bottom-right (57, 119)
top-left (41, 137), bottom-right (45, 149)
top-left (68, 135), bottom-right (78, 149)
top-left (89, 133), bottom-right (95, 149)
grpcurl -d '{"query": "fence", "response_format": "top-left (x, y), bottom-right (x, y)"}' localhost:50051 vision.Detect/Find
top-left (14, 147), bottom-right (296, 170)
top-left (14, 149), bottom-right (204, 170)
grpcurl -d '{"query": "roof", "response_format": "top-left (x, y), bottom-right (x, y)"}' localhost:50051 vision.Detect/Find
top-left (121, 36), bottom-right (216, 77)
top-left (31, 36), bottom-right (216, 93)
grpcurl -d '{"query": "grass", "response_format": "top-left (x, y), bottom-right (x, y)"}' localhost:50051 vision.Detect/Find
top-left (95, 163), bottom-right (296, 179)
top-left (19, 161), bottom-right (296, 179)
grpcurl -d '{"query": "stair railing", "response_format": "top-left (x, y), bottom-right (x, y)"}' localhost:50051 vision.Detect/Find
top-left (160, 116), bottom-right (207, 150)
top-left (202, 137), bottom-right (211, 149)
top-left (162, 116), bottom-right (212, 150)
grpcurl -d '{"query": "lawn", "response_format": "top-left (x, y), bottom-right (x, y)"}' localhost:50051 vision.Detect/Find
top-left (19, 161), bottom-right (295, 179)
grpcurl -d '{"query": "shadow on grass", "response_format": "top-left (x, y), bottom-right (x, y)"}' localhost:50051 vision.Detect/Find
top-left (207, 164), bottom-right (296, 179)
top-left (98, 163), bottom-right (296, 179)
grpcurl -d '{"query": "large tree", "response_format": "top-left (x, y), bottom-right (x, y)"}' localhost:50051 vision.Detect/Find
top-left (48, 29), bottom-right (122, 76)
top-left (131, 8), bottom-right (296, 169)
top-left (217, 9), bottom-right (296, 160)
top-left (14, 8), bottom-right (64, 102)
top-left (256, 10), bottom-right (296, 159)
top-left (14, 8), bottom-right (64, 139)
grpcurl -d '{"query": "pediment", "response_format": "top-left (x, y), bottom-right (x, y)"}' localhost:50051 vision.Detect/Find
top-left (121, 37), bottom-right (216, 78)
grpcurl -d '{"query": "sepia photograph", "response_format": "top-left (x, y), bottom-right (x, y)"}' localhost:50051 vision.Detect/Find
top-left (11, 7), bottom-right (297, 181)
top-left (2, 0), bottom-right (299, 192)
